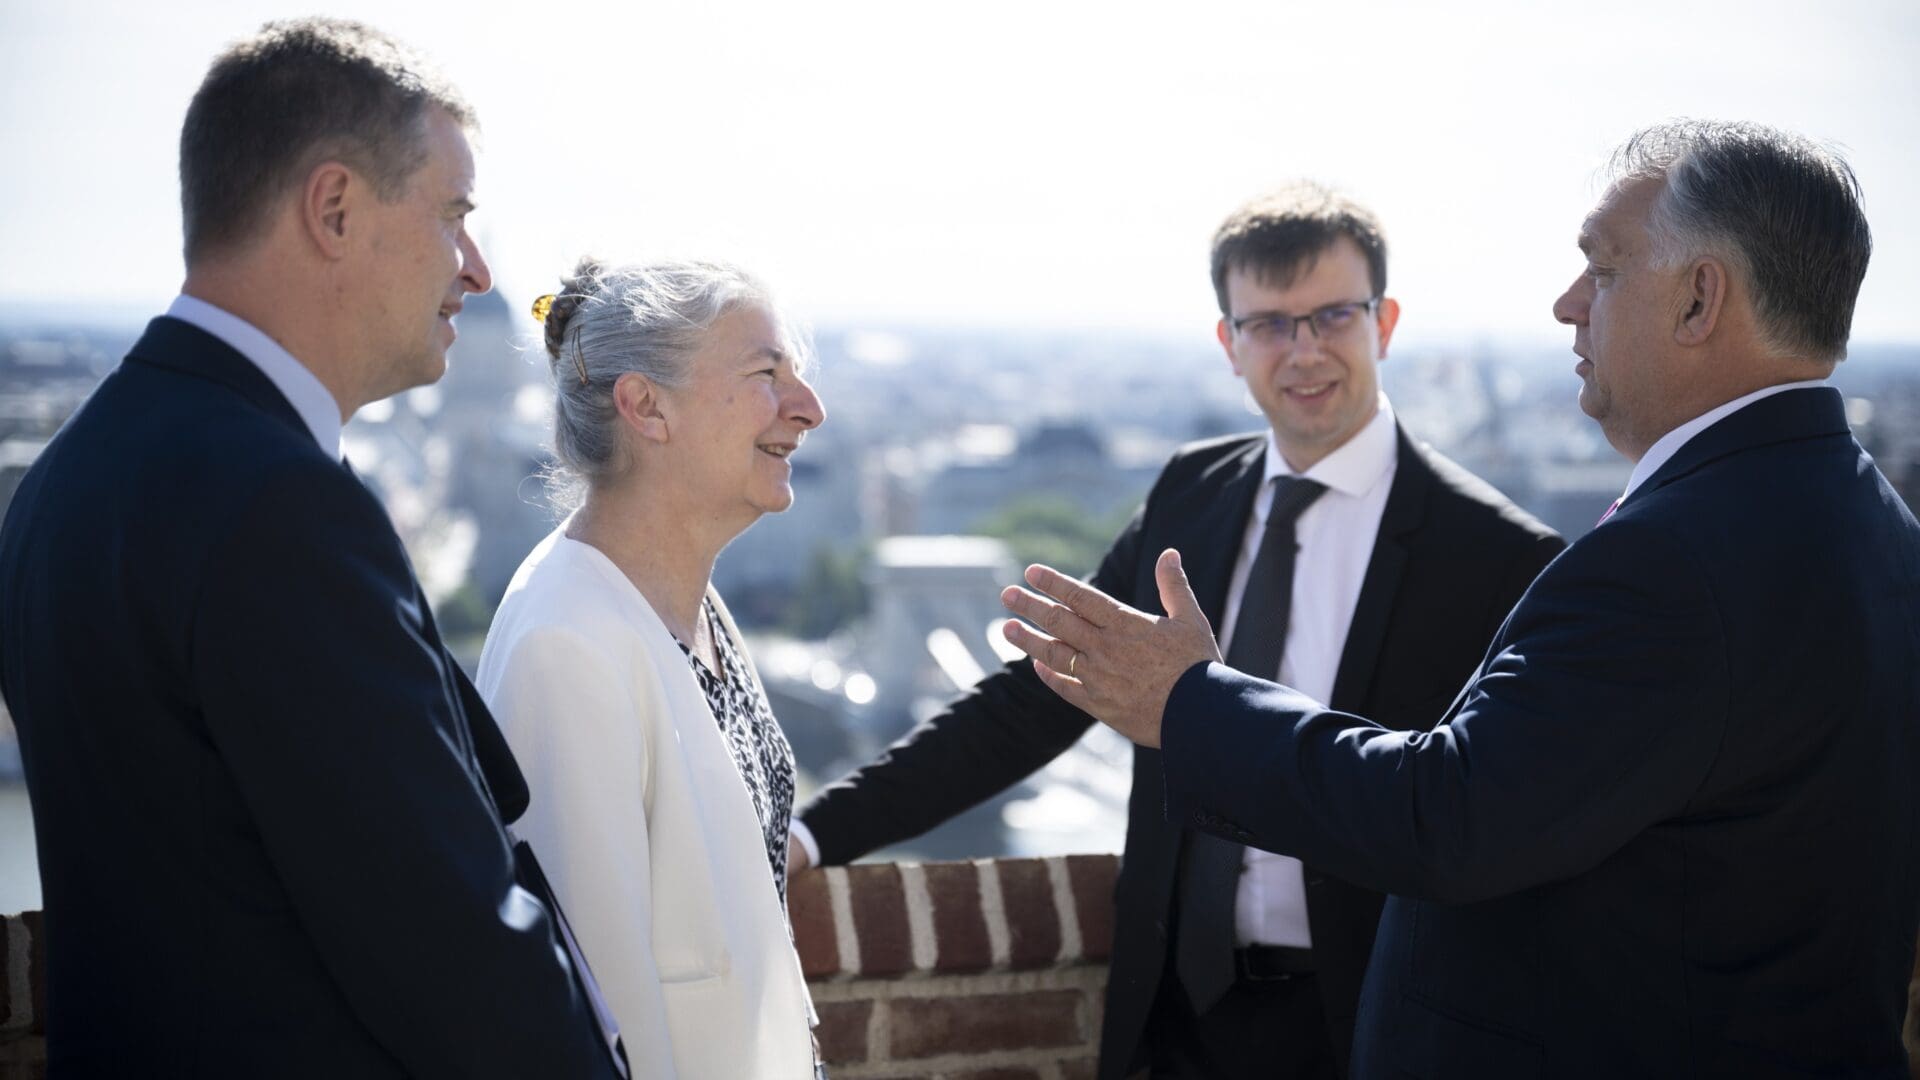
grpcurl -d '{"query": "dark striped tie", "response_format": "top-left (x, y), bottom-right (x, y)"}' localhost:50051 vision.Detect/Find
top-left (1174, 475), bottom-right (1328, 1013)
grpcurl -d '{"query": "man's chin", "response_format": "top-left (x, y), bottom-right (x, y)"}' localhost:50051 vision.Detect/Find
top-left (417, 351), bottom-right (451, 385)
top-left (1576, 385), bottom-right (1605, 421)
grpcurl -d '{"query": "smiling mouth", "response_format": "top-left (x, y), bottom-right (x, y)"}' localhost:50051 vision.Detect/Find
top-left (1285, 382), bottom-right (1336, 399)
top-left (758, 443), bottom-right (797, 459)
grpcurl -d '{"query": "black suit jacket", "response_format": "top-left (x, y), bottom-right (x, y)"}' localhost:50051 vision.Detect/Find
top-left (1163, 387), bottom-right (1920, 1078)
top-left (801, 426), bottom-right (1562, 1078)
top-left (0, 318), bottom-right (619, 1078)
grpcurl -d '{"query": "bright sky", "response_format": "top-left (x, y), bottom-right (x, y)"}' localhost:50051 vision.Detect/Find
top-left (2, 0), bottom-right (1916, 348)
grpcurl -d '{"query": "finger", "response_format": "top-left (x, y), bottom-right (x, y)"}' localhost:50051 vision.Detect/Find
top-left (1155, 548), bottom-right (1210, 630)
top-left (1001, 613), bottom-right (1082, 675)
top-left (1023, 564), bottom-right (1128, 629)
top-left (1031, 657), bottom-right (1097, 714)
top-left (999, 584), bottom-right (1102, 653)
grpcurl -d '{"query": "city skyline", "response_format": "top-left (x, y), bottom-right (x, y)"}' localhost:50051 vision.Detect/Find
top-left (1, 0), bottom-right (1917, 349)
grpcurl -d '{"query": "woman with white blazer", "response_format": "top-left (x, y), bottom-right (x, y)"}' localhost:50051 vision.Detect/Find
top-left (477, 258), bottom-right (825, 1079)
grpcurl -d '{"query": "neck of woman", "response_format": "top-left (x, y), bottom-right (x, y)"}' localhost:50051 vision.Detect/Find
top-left (567, 479), bottom-right (734, 648)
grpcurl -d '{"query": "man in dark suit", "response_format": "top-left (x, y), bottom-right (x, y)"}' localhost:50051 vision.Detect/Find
top-left (1002, 121), bottom-right (1919, 1079)
top-left (791, 185), bottom-right (1561, 1078)
top-left (0, 19), bottom-right (624, 1078)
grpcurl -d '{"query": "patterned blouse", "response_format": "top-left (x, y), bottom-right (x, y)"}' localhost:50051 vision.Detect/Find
top-left (677, 596), bottom-right (797, 905)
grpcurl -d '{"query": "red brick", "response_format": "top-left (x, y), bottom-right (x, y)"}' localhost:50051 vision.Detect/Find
top-left (888, 990), bottom-right (1082, 1059)
top-left (994, 858), bottom-right (1062, 969)
top-left (923, 861), bottom-right (992, 973)
top-left (1065, 855), bottom-right (1119, 962)
top-left (787, 868), bottom-right (841, 979)
top-left (847, 863), bottom-right (913, 977)
top-left (813, 999), bottom-right (872, 1064)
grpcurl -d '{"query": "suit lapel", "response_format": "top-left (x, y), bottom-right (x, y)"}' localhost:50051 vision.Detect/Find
top-left (1328, 426), bottom-right (1432, 712)
top-left (1174, 439), bottom-right (1267, 628)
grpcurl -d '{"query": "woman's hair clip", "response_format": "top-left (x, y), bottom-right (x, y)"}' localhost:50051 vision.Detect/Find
top-left (531, 293), bottom-right (557, 324)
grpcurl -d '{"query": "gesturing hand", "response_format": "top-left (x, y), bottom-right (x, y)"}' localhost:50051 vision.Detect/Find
top-left (999, 549), bottom-right (1222, 748)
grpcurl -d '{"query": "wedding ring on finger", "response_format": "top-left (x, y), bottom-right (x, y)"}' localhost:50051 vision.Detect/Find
top-left (1068, 651), bottom-right (1080, 677)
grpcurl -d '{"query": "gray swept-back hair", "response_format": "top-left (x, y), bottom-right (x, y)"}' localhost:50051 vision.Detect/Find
top-left (538, 257), bottom-right (810, 508)
top-left (1607, 119), bottom-right (1871, 362)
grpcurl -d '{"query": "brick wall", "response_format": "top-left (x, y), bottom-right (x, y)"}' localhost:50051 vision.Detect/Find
top-left (5, 861), bottom-right (1919, 1080)
top-left (790, 856), bottom-right (1118, 1080)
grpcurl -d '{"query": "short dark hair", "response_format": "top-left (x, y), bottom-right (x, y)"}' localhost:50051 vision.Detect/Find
top-left (179, 18), bottom-right (475, 262)
top-left (1610, 120), bottom-right (1871, 361)
top-left (1209, 182), bottom-right (1388, 316)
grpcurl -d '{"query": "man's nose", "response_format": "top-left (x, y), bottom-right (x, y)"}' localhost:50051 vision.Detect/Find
top-left (461, 232), bottom-right (493, 295)
top-left (1553, 276), bottom-right (1588, 325)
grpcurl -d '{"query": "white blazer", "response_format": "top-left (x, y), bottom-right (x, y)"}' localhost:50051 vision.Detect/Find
top-left (476, 527), bottom-right (815, 1079)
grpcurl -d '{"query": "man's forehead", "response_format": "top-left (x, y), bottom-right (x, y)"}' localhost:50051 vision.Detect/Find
top-left (1228, 240), bottom-right (1368, 299)
top-left (1578, 178), bottom-right (1658, 255)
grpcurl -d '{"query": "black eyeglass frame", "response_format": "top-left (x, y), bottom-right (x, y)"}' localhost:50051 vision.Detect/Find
top-left (1227, 297), bottom-right (1383, 344)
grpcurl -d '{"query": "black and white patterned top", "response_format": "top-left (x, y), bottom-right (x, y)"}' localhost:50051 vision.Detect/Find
top-left (677, 596), bottom-right (797, 905)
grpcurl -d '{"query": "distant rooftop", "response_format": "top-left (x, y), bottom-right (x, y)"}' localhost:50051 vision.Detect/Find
top-left (874, 535), bottom-right (1011, 569)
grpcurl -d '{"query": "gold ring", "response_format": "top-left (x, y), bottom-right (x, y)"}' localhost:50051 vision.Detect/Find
top-left (1068, 652), bottom-right (1079, 677)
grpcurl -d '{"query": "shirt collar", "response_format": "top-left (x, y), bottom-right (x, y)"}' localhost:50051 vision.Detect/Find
top-left (1621, 377), bottom-right (1829, 501)
top-left (166, 294), bottom-right (344, 457)
top-left (1262, 391), bottom-right (1397, 500)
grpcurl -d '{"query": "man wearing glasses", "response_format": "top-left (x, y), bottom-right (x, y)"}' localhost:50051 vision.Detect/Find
top-left (791, 183), bottom-right (1562, 1078)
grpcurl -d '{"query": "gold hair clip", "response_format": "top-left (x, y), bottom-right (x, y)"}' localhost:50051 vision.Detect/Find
top-left (531, 293), bottom-right (556, 324)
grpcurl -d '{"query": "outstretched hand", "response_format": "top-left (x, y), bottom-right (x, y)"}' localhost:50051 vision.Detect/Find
top-left (999, 549), bottom-right (1222, 748)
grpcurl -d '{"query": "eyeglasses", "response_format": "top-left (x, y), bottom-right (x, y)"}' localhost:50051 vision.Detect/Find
top-left (1228, 298), bottom-right (1381, 350)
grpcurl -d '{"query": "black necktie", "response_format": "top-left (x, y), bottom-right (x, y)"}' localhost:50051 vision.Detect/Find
top-left (1174, 475), bottom-right (1327, 1014)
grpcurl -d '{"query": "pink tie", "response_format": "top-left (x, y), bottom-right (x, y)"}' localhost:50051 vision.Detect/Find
top-left (1597, 497), bottom-right (1623, 525)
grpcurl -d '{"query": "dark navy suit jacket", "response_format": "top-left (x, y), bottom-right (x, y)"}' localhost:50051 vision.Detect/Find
top-left (1163, 387), bottom-right (1920, 1078)
top-left (0, 318), bottom-right (619, 1077)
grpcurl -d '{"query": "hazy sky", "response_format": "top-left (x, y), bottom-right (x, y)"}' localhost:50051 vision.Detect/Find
top-left (2, 0), bottom-right (1916, 348)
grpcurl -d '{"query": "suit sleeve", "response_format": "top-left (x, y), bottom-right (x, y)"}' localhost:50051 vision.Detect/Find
top-left (483, 624), bottom-right (679, 1080)
top-left (191, 461), bottom-right (618, 1079)
top-left (798, 494), bottom-right (1153, 865)
top-left (1161, 516), bottom-right (1728, 904)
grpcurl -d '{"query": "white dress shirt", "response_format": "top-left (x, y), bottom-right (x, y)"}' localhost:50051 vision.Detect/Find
top-left (1216, 394), bottom-right (1400, 949)
top-left (1618, 379), bottom-right (1829, 504)
top-left (166, 294), bottom-right (344, 458)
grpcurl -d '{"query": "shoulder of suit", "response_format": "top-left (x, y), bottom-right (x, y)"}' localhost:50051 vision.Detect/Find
top-left (1403, 436), bottom-right (1563, 547)
top-left (1160, 431), bottom-right (1265, 479)
top-left (104, 358), bottom-right (363, 511)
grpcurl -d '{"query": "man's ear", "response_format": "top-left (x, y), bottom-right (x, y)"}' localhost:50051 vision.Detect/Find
top-left (301, 162), bottom-right (354, 260)
top-left (1375, 297), bottom-right (1403, 359)
top-left (1216, 317), bottom-right (1245, 376)
top-left (1675, 256), bottom-right (1728, 348)
top-left (613, 372), bottom-right (670, 444)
